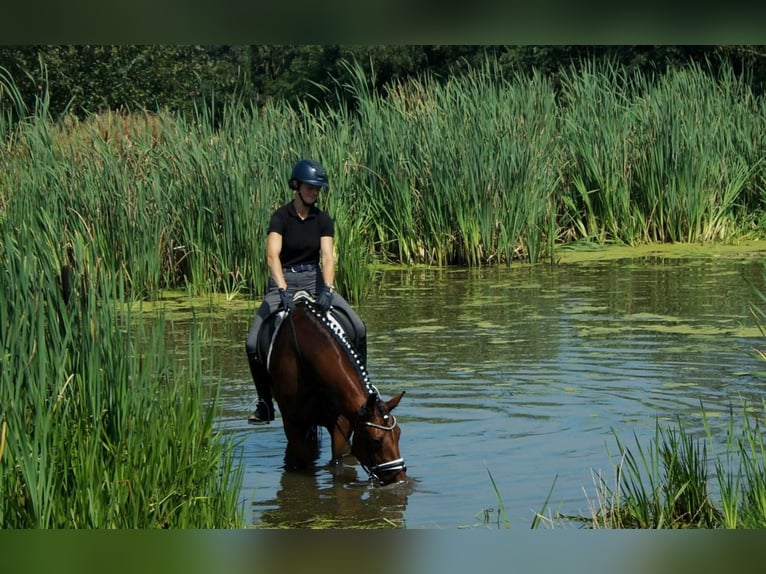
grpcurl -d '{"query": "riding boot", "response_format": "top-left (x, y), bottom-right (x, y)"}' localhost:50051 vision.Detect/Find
top-left (247, 352), bottom-right (275, 424)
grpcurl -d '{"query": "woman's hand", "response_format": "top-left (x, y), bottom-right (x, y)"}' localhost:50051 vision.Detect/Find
top-left (317, 283), bottom-right (334, 312)
top-left (278, 288), bottom-right (294, 312)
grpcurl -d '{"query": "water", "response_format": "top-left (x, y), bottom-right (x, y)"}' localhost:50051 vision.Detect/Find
top-left (195, 254), bottom-right (766, 528)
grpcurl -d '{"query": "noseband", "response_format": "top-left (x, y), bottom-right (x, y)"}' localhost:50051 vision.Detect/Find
top-left (356, 413), bottom-right (407, 482)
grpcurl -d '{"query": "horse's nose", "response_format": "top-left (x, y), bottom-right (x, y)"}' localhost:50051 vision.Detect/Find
top-left (381, 466), bottom-right (407, 486)
top-left (382, 474), bottom-right (407, 486)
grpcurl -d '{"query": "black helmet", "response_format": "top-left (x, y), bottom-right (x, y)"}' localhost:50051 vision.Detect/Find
top-left (289, 159), bottom-right (329, 190)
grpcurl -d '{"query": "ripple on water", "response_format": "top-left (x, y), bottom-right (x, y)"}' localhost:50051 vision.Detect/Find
top-left (192, 254), bottom-right (766, 527)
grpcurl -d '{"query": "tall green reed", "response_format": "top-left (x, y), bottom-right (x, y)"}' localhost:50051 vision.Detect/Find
top-left (4, 58), bottom-right (766, 304)
top-left (352, 60), bottom-right (560, 265)
top-left (349, 65), bottom-right (425, 265)
top-left (0, 214), bottom-right (243, 528)
top-left (584, 419), bottom-right (720, 528)
top-left (631, 63), bottom-right (763, 242)
top-left (559, 59), bottom-right (644, 244)
top-left (577, 402), bottom-right (766, 529)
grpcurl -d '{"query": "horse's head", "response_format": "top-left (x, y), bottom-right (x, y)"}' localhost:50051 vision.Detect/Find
top-left (351, 391), bottom-right (407, 486)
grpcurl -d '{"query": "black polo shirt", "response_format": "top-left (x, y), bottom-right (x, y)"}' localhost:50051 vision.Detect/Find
top-left (268, 202), bottom-right (334, 267)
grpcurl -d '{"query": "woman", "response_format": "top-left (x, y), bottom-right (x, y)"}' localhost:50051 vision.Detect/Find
top-left (245, 158), bottom-right (367, 424)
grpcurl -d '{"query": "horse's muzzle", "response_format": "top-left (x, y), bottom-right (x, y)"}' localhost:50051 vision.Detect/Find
top-left (369, 457), bottom-right (407, 485)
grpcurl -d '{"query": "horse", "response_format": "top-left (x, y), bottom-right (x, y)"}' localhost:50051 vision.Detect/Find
top-left (261, 291), bottom-right (407, 486)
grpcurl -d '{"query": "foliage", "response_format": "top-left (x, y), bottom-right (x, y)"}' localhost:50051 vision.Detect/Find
top-left (2, 45), bottom-right (765, 121)
top-left (0, 46), bottom-right (244, 117)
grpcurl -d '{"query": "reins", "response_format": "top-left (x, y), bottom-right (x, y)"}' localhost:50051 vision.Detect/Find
top-left (285, 309), bottom-right (303, 365)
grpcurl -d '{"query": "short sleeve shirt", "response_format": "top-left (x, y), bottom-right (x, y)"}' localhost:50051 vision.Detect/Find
top-left (268, 202), bottom-right (334, 267)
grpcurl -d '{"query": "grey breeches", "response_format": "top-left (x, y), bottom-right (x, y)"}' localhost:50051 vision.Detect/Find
top-left (245, 271), bottom-right (366, 358)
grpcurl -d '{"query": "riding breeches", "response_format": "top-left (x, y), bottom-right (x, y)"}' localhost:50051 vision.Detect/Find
top-left (245, 271), bottom-right (366, 359)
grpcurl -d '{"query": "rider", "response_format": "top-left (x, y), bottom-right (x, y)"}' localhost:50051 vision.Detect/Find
top-left (244, 158), bottom-right (368, 424)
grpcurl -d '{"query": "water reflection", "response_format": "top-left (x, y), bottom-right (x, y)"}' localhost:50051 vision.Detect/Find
top-left (184, 255), bottom-right (766, 528)
top-left (254, 462), bottom-right (411, 529)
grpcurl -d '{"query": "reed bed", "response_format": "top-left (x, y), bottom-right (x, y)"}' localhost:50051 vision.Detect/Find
top-left (3, 59), bottom-right (766, 300)
top-left (0, 216), bottom-right (243, 528)
top-left (354, 61), bottom-right (560, 266)
top-left (629, 64), bottom-right (765, 243)
top-left (558, 61), bottom-right (645, 243)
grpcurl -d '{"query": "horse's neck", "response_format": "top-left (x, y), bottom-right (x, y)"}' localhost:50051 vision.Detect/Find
top-left (299, 305), bottom-right (378, 415)
top-left (302, 303), bottom-right (375, 392)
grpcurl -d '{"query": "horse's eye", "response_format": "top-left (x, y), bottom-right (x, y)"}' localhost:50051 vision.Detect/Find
top-left (370, 437), bottom-right (383, 451)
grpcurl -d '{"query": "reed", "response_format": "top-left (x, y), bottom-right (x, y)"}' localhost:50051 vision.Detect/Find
top-left (3, 58), bottom-right (766, 300)
top-left (630, 63), bottom-right (764, 243)
top-left (733, 411), bottom-right (766, 528)
top-left (352, 60), bottom-right (560, 266)
top-left (558, 59), bottom-right (644, 244)
top-left (486, 466), bottom-right (511, 528)
top-left (350, 67), bottom-right (427, 265)
top-left (0, 215), bottom-right (243, 528)
top-left (572, 403), bottom-right (766, 529)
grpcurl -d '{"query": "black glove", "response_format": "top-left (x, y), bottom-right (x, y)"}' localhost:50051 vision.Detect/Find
top-left (278, 288), bottom-right (294, 312)
top-left (317, 283), bottom-right (334, 312)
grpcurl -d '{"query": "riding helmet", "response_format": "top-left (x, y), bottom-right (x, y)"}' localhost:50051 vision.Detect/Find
top-left (289, 159), bottom-right (329, 190)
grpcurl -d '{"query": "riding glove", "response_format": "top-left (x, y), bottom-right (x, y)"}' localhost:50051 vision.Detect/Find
top-left (278, 288), bottom-right (294, 312)
top-left (317, 283), bottom-right (334, 312)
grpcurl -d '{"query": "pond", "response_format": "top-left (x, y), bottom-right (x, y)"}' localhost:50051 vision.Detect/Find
top-left (186, 247), bottom-right (766, 529)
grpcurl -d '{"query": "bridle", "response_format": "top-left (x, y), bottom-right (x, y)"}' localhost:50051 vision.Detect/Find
top-left (354, 409), bottom-right (407, 483)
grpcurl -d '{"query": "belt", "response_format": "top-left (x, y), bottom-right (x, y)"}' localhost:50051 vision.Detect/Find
top-left (283, 263), bottom-right (318, 273)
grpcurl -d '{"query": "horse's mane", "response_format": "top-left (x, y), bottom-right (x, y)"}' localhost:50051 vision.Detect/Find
top-left (293, 291), bottom-right (379, 399)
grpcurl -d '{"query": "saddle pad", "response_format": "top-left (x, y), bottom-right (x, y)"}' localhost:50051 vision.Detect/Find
top-left (265, 290), bottom-right (350, 370)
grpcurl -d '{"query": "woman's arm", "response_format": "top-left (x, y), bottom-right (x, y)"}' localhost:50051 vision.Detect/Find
top-left (319, 235), bottom-right (335, 288)
top-left (267, 231), bottom-right (287, 290)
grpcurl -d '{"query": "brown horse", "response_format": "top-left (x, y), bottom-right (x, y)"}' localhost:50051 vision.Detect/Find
top-left (265, 292), bottom-right (407, 486)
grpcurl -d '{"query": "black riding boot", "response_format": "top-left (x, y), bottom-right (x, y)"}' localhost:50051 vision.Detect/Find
top-left (247, 352), bottom-right (275, 424)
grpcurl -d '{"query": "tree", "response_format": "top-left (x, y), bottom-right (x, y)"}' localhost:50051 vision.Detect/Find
top-left (0, 45), bottom-right (246, 118)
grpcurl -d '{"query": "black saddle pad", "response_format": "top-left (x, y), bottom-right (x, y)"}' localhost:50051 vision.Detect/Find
top-left (257, 305), bottom-right (358, 365)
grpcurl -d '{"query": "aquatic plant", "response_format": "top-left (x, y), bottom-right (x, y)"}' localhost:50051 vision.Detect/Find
top-left (3, 59), bottom-right (766, 303)
top-left (0, 215), bottom-right (243, 528)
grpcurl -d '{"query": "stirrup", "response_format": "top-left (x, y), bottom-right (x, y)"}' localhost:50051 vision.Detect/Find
top-left (248, 400), bottom-right (274, 424)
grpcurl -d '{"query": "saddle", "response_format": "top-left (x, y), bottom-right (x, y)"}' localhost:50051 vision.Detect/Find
top-left (256, 290), bottom-right (360, 369)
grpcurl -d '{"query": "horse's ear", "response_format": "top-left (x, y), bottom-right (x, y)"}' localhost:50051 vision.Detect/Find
top-left (385, 391), bottom-right (405, 412)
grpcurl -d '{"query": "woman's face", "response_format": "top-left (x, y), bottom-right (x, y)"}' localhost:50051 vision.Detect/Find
top-left (297, 182), bottom-right (322, 205)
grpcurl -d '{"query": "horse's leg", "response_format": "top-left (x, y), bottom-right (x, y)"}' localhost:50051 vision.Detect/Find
top-left (306, 426), bottom-right (320, 464)
top-left (282, 419), bottom-right (318, 470)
